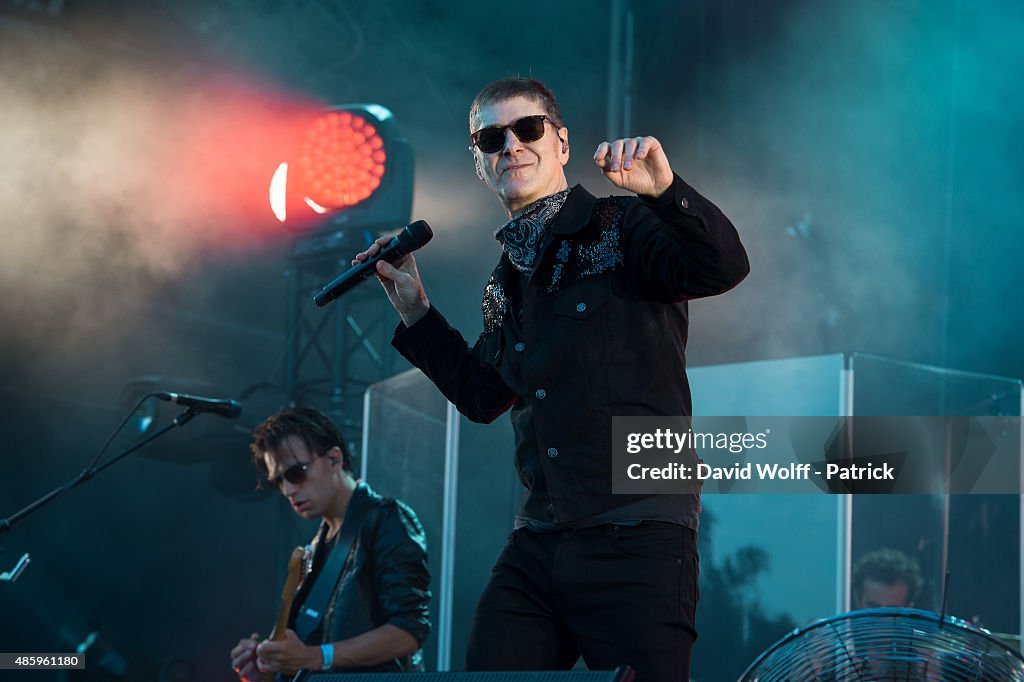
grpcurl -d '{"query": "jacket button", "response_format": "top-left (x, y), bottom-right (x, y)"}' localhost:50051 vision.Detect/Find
top-left (535, 388), bottom-right (547, 399)
top-left (514, 342), bottom-right (525, 352)
top-left (576, 302), bottom-right (587, 313)
top-left (547, 447), bottom-right (558, 458)
top-left (680, 197), bottom-right (690, 209)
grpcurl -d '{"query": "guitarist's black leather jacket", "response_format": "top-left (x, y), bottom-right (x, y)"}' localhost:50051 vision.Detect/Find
top-left (287, 481), bottom-right (431, 672)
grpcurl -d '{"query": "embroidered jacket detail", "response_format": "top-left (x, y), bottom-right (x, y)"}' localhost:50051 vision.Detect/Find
top-left (481, 277), bottom-right (507, 335)
top-left (543, 196), bottom-right (628, 293)
top-left (549, 241), bottom-right (572, 292)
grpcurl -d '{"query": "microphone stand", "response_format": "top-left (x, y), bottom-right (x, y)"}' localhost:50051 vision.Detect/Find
top-left (0, 407), bottom-right (200, 540)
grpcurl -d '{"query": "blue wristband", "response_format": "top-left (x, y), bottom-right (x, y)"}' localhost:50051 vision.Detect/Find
top-left (320, 643), bottom-right (334, 670)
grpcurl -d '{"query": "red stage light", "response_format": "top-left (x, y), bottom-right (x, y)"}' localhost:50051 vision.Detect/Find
top-left (298, 111), bottom-right (387, 210)
top-left (269, 105), bottom-right (413, 236)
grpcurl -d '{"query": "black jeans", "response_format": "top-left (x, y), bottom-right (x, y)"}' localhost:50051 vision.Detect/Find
top-left (465, 521), bottom-right (699, 682)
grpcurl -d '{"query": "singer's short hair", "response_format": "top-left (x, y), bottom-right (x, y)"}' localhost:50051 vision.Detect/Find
top-left (251, 406), bottom-right (354, 476)
top-left (469, 77), bottom-right (563, 132)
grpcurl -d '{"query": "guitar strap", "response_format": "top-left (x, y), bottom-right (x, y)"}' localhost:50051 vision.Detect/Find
top-left (295, 482), bottom-right (373, 642)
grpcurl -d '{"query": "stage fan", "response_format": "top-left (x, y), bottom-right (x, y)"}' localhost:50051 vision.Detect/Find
top-left (739, 607), bottom-right (1024, 681)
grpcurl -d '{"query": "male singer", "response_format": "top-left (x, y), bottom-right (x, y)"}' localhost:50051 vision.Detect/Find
top-left (354, 77), bottom-right (748, 681)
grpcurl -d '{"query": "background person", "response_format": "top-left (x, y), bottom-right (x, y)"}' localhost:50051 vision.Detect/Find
top-left (229, 407), bottom-right (431, 680)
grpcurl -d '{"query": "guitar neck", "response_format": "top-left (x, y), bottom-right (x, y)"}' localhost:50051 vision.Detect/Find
top-left (265, 547), bottom-right (306, 682)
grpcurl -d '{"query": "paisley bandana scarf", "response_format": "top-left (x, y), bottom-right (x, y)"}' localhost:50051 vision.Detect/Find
top-left (494, 189), bottom-right (570, 275)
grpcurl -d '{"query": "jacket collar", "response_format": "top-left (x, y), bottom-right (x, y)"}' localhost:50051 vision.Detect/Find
top-left (491, 184), bottom-right (596, 291)
top-left (548, 184), bottom-right (596, 236)
top-left (316, 480), bottom-right (371, 545)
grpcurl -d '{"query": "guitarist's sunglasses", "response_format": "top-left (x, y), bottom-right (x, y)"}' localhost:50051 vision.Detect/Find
top-left (470, 114), bottom-right (556, 154)
top-left (267, 460), bottom-right (313, 489)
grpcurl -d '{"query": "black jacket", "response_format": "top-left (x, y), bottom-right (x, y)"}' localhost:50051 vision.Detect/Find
top-left (394, 176), bottom-right (748, 525)
top-left (288, 482), bottom-right (431, 672)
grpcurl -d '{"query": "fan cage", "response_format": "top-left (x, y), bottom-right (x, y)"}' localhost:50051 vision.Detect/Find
top-left (739, 608), bottom-right (1024, 681)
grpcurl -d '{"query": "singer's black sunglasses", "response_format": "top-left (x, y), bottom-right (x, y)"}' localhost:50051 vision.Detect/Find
top-left (267, 460), bottom-right (314, 489)
top-left (470, 114), bottom-right (557, 154)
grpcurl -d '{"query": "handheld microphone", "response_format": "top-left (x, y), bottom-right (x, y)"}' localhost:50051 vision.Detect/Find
top-left (155, 392), bottom-right (242, 419)
top-left (313, 220), bottom-right (433, 307)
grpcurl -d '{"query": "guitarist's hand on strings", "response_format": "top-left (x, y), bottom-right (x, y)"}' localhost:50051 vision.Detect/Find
top-left (230, 632), bottom-right (263, 682)
top-left (256, 629), bottom-right (321, 675)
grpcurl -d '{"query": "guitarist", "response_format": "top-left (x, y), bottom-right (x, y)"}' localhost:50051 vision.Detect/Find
top-left (229, 407), bottom-right (431, 680)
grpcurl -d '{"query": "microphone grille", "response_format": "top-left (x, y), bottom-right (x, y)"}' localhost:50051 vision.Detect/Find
top-left (400, 220), bottom-right (433, 251)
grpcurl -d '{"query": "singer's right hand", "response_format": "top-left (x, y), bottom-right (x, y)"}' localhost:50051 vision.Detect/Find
top-left (230, 632), bottom-right (262, 682)
top-left (353, 236), bottom-right (431, 327)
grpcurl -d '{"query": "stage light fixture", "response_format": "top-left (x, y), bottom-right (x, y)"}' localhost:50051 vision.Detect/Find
top-left (269, 104), bottom-right (413, 239)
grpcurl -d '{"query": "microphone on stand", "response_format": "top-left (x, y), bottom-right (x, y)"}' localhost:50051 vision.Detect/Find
top-left (313, 220), bottom-right (433, 307)
top-left (155, 392), bottom-right (242, 419)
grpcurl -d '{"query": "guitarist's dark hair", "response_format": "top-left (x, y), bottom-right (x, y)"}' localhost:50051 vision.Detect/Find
top-left (250, 406), bottom-right (354, 477)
